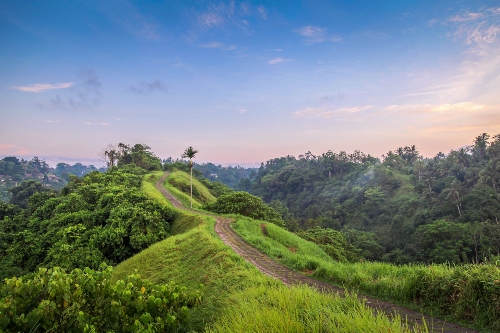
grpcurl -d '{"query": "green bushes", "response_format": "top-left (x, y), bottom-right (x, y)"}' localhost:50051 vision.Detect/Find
top-left (297, 227), bottom-right (360, 262)
top-left (0, 265), bottom-right (201, 332)
top-left (205, 191), bottom-right (285, 227)
top-left (0, 167), bottom-right (176, 280)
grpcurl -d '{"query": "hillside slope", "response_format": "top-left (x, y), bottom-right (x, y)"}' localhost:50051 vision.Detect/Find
top-left (112, 172), bottom-right (427, 332)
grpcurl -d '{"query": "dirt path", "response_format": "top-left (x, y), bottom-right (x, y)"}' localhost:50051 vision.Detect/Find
top-left (156, 172), bottom-right (478, 333)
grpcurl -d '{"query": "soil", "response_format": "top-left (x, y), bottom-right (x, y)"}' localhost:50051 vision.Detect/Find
top-left (156, 172), bottom-right (478, 333)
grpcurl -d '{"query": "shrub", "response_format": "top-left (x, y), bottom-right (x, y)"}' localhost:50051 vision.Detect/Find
top-left (0, 265), bottom-right (202, 333)
top-left (205, 191), bottom-right (285, 227)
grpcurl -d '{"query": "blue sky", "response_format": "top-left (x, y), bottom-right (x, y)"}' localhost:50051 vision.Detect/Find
top-left (1, 0), bottom-right (500, 167)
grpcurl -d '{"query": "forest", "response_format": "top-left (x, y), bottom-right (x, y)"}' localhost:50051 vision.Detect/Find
top-left (243, 133), bottom-right (500, 265)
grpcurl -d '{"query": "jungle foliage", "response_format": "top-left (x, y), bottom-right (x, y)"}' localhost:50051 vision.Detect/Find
top-left (247, 133), bottom-right (500, 264)
top-left (0, 165), bottom-right (176, 281)
top-left (0, 265), bottom-right (201, 333)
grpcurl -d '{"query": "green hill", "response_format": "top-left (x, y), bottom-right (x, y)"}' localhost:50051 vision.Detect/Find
top-left (164, 170), bottom-right (217, 208)
top-left (112, 172), bottom-right (427, 332)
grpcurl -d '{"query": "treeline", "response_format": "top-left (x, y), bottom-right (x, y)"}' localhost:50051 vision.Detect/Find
top-left (247, 133), bottom-right (500, 264)
top-left (163, 158), bottom-right (256, 188)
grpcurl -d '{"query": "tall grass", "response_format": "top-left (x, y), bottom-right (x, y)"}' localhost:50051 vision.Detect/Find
top-left (207, 285), bottom-right (425, 333)
top-left (232, 217), bottom-right (500, 331)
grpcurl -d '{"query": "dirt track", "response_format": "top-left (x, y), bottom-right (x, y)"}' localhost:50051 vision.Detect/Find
top-left (156, 172), bottom-right (478, 333)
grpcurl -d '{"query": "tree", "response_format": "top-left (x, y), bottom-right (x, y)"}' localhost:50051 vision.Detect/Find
top-left (182, 146), bottom-right (198, 208)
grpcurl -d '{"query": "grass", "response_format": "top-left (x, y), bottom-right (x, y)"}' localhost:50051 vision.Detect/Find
top-left (207, 285), bottom-right (424, 333)
top-left (165, 171), bottom-right (216, 208)
top-left (116, 172), bottom-right (430, 332)
top-left (140, 171), bottom-right (174, 208)
top-left (232, 216), bottom-right (500, 332)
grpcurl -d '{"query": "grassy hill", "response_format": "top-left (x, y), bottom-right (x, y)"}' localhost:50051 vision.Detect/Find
top-left (164, 171), bottom-right (217, 208)
top-left (112, 172), bottom-right (427, 332)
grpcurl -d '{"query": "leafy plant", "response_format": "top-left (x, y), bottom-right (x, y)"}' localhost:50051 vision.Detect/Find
top-left (0, 265), bottom-right (201, 332)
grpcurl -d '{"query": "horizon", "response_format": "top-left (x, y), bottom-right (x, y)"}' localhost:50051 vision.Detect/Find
top-left (2, 1), bottom-right (500, 164)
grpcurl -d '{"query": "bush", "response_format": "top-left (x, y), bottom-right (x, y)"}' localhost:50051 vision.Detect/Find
top-left (0, 265), bottom-right (202, 333)
top-left (204, 191), bottom-right (285, 228)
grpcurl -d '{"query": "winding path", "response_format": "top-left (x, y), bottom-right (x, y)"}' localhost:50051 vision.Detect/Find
top-left (156, 172), bottom-right (477, 333)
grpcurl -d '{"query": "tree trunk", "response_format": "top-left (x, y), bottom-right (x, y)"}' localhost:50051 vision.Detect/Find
top-left (190, 164), bottom-right (193, 208)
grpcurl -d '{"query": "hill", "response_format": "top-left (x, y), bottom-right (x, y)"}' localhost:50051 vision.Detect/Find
top-left (112, 173), bottom-right (429, 332)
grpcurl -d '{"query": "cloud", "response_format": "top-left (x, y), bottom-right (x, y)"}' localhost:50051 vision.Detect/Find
top-left (449, 12), bottom-right (485, 23)
top-left (295, 25), bottom-right (343, 44)
top-left (97, 1), bottom-right (160, 39)
top-left (84, 122), bottom-right (109, 126)
top-left (318, 93), bottom-right (345, 103)
top-left (268, 57), bottom-right (292, 65)
top-left (256, 5), bottom-right (267, 20)
top-left (294, 105), bottom-right (374, 118)
top-left (195, 2), bottom-right (256, 32)
top-left (198, 12), bottom-right (224, 27)
top-left (36, 69), bottom-right (102, 112)
top-left (128, 79), bottom-right (168, 95)
top-left (11, 82), bottom-right (74, 93)
top-left (295, 26), bottom-right (326, 43)
top-left (238, 108), bottom-right (247, 114)
top-left (447, 7), bottom-right (500, 45)
top-left (44, 120), bottom-right (59, 123)
top-left (200, 42), bottom-right (236, 50)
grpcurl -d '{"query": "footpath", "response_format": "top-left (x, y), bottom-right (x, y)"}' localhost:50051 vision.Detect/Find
top-left (156, 172), bottom-right (478, 333)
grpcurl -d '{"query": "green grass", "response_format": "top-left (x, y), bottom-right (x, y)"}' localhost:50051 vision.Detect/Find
top-left (140, 171), bottom-right (174, 207)
top-left (232, 216), bottom-right (500, 332)
top-left (117, 172), bottom-right (430, 332)
top-left (165, 171), bottom-right (216, 208)
top-left (207, 286), bottom-right (424, 333)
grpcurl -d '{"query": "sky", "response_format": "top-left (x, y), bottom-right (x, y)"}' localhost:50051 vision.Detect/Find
top-left (1, 0), bottom-right (500, 167)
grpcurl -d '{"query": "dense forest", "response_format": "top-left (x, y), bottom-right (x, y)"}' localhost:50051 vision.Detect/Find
top-left (245, 133), bottom-right (500, 264)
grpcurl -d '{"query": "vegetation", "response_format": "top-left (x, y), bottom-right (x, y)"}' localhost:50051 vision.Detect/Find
top-left (205, 191), bottom-right (285, 228)
top-left (181, 146), bottom-right (199, 208)
top-left (0, 156), bottom-right (105, 202)
top-left (231, 216), bottom-right (500, 331)
top-left (0, 265), bottom-right (201, 333)
top-left (162, 159), bottom-right (256, 189)
top-left (0, 165), bottom-right (176, 280)
top-left (113, 183), bottom-right (426, 333)
top-left (207, 286), bottom-right (418, 333)
top-left (167, 171), bottom-right (216, 205)
top-left (247, 133), bottom-right (500, 264)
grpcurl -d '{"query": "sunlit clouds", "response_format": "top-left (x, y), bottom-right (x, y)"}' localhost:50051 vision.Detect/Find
top-left (11, 82), bottom-right (74, 93)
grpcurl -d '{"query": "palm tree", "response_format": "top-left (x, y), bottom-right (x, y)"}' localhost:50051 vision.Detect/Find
top-left (182, 146), bottom-right (199, 208)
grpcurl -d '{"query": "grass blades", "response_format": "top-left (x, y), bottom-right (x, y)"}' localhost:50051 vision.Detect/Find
top-left (207, 285), bottom-right (425, 333)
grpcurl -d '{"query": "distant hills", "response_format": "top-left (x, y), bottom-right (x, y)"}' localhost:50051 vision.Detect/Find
top-left (0, 156), bottom-right (106, 202)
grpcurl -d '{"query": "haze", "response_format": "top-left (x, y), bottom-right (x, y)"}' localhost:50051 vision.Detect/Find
top-left (1, 0), bottom-right (500, 166)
